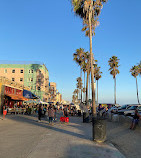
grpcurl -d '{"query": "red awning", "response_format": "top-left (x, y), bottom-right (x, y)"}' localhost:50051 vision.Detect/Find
top-left (5, 93), bottom-right (28, 101)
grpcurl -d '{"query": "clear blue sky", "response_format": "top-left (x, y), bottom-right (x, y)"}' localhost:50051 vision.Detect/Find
top-left (0, 0), bottom-right (141, 104)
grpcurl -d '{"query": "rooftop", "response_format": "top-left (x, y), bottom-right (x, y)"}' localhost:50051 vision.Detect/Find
top-left (0, 60), bottom-right (44, 65)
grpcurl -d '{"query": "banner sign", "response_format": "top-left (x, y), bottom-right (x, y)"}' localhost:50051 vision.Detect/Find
top-left (23, 89), bottom-right (38, 99)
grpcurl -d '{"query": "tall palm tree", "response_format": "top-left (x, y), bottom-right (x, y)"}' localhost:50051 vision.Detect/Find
top-left (138, 61), bottom-right (141, 76)
top-left (72, 0), bottom-right (107, 117)
top-left (130, 65), bottom-right (140, 104)
top-left (73, 48), bottom-right (85, 103)
top-left (85, 52), bottom-right (90, 106)
top-left (108, 56), bottom-right (120, 105)
top-left (95, 66), bottom-right (102, 104)
top-left (81, 51), bottom-right (89, 102)
top-left (73, 48), bottom-right (85, 77)
top-left (74, 88), bottom-right (79, 101)
top-left (82, 18), bottom-right (99, 37)
top-left (72, 94), bottom-right (76, 103)
top-left (73, 88), bottom-right (79, 103)
top-left (76, 77), bottom-right (83, 103)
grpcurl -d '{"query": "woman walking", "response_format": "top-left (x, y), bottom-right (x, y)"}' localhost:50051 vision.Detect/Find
top-left (38, 104), bottom-right (42, 122)
top-left (48, 105), bottom-right (55, 125)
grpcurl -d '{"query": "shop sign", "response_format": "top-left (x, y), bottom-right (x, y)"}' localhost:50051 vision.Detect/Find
top-left (4, 86), bottom-right (22, 96)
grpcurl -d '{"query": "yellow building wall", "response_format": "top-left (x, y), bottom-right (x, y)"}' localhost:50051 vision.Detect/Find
top-left (0, 68), bottom-right (24, 85)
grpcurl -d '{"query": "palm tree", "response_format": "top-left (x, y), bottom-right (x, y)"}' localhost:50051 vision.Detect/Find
top-left (81, 51), bottom-right (89, 102)
top-left (130, 65), bottom-right (140, 104)
top-left (108, 56), bottom-right (120, 105)
top-left (137, 61), bottom-right (141, 76)
top-left (76, 77), bottom-right (83, 103)
top-left (95, 66), bottom-right (102, 104)
top-left (84, 52), bottom-right (90, 106)
top-left (73, 48), bottom-right (85, 77)
top-left (72, 94), bottom-right (76, 103)
top-left (73, 48), bottom-right (85, 103)
top-left (71, 0), bottom-right (107, 117)
top-left (82, 18), bottom-right (99, 37)
top-left (74, 88), bottom-right (79, 101)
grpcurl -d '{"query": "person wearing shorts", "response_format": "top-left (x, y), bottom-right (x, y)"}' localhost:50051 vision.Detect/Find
top-left (130, 109), bottom-right (140, 130)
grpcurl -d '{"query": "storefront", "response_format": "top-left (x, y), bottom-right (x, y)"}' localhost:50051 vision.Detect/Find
top-left (3, 85), bottom-right (28, 108)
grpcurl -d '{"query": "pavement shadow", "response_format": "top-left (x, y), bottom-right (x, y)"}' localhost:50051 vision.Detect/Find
top-left (7, 114), bottom-right (92, 141)
top-left (57, 143), bottom-right (124, 158)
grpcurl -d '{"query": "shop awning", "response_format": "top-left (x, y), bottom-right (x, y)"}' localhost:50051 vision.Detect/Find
top-left (5, 93), bottom-right (28, 101)
top-left (23, 90), bottom-right (39, 99)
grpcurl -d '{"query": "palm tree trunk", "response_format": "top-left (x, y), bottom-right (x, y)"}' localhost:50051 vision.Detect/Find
top-left (97, 80), bottom-right (98, 104)
top-left (84, 71), bottom-right (85, 102)
top-left (77, 91), bottom-right (79, 102)
top-left (136, 77), bottom-right (140, 104)
top-left (86, 70), bottom-right (89, 106)
top-left (114, 77), bottom-right (116, 104)
top-left (80, 68), bottom-right (82, 103)
top-left (89, 4), bottom-right (96, 117)
top-left (89, 74), bottom-right (91, 100)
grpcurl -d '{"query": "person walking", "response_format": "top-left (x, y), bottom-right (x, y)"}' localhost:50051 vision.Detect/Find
top-left (63, 106), bottom-right (68, 117)
top-left (54, 105), bottom-right (57, 120)
top-left (48, 105), bottom-right (54, 125)
top-left (130, 109), bottom-right (141, 130)
top-left (38, 104), bottom-right (42, 122)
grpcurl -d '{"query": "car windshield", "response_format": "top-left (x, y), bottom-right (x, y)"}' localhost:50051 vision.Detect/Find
top-left (128, 106), bottom-right (137, 110)
top-left (137, 106), bottom-right (141, 111)
top-left (120, 105), bottom-right (128, 109)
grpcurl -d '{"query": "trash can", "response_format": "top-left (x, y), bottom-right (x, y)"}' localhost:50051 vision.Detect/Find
top-left (92, 117), bottom-right (106, 143)
top-left (83, 112), bottom-right (89, 123)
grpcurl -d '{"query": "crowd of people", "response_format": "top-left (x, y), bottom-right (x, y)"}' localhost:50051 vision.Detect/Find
top-left (37, 104), bottom-right (66, 125)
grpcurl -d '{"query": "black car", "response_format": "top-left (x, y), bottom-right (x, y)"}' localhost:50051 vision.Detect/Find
top-left (118, 105), bottom-right (131, 115)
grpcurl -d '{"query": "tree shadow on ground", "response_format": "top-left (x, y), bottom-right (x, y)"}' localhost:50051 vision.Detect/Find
top-left (61, 144), bottom-right (124, 158)
top-left (7, 114), bottom-right (92, 141)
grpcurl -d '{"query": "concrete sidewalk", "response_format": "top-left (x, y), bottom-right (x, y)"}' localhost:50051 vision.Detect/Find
top-left (0, 114), bottom-right (125, 158)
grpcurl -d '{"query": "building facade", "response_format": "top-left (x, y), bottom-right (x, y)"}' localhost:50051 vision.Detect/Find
top-left (0, 63), bottom-right (49, 102)
top-left (48, 82), bottom-right (62, 104)
top-left (56, 92), bottom-right (62, 103)
top-left (49, 82), bottom-right (57, 103)
top-left (0, 76), bottom-right (30, 114)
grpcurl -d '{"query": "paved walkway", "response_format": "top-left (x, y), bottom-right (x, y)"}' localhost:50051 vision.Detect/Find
top-left (106, 119), bottom-right (141, 158)
top-left (0, 113), bottom-right (125, 158)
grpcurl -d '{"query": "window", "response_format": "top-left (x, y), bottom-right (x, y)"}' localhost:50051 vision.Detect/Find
top-left (29, 69), bottom-right (33, 73)
top-left (20, 69), bottom-right (23, 73)
top-left (12, 78), bottom-right (15, 81)
top-left (38, 78), bottom-right (41, 82)
top-left (12, 69), bottom-right (15, 73)
top-left (4, 69), bottom-right (7, 73)
top-left (29, 78), bottom-right (33, 82)
top-left (37, 87), bottom-right (41, 90)
top-left (20, 78), bottom-right (23, 82)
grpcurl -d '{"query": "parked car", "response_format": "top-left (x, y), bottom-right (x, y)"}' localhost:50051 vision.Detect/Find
top-left (131, 106), bottom-right (141, 117)
top-left (124, 105), bottom-right (139, 116)
top-left (118, 105), bottom-right (131, 115)
top-left (108, 106), bottom-right (120, 114)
